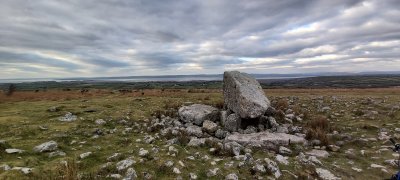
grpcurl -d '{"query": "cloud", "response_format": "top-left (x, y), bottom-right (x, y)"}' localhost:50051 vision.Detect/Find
top-left (0, 0), bottom-right (399, 78)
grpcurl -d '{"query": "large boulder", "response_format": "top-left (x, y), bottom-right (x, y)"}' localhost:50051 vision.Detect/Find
top-left (225, 132), bottom-right (305, 149)
top-left (223, 71), bottom-right (270, 119)
top-left (178, 104), bottom-right (219, 125)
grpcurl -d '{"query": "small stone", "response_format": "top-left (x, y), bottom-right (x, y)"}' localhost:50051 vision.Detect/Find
top-left (95, 119), bottom-right (106, 125)
top-left (279, 146), bottom-right (292, 155)
top-left (48, 151), bottom-right (66, 158)
top-left (80, 152), bottom-right (92, 159)
top-left (215, 129), bottom-right (228, 139)
top-left (203, 120), bottom-right (218, 133)
top-left (189, 172), bottom-right (198, 179)
top-left (265, 158), bottom-right (281, 178)
top-left (315, 168), bottom-right (340, 180)
top-left (165, 160), bottom-right (174, 167)
top-left (252, 163), bottom-right (266, 173)
top-left (305, 149), bottom-right (329, 158)
top-left (5, 148), bottom-right (24, 154)
top-left (225, 173), bottom-right (238, 180)
top-left (138, 148), bottom-right (149, 157)
top-left (59, 112), bottom-right (77, 122)
top-left (186, 125), bottom-right (203, 137)
top-left (124, 168), bottom-right (137, 180)
top-left (243, 126), bottom-right (257, 134)
top-left (207, 168), bottom-right (220, 177)
top-left (116, 158), bottom-right (135, 171)
top-left (275, 154), bottom-right (289, 165)
top-left (173, 167), bottom-right (181, 174)
top-left (107, 174), bottom-right (122, 179)
top-left (33, 141), bottom-right (58, 153)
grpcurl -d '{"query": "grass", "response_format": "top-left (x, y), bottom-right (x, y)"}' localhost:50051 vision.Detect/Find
top-left (0, 88), bottom-right (399, 179)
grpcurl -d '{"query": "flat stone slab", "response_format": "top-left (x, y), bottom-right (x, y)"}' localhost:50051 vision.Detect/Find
top-left (225, 132), bottom-right (305, 149)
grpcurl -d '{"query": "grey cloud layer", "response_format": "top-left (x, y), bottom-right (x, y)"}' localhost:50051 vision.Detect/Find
top-left (0, 0), bottom-right (399, 78)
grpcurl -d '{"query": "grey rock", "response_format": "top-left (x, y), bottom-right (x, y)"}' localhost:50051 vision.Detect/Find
top-left (5, 148), bottom-right (24, 154)
top-left (305, 149), bottom-right (330, 158)
top-left (189, 172), bottom-right (198, 179)
top-left (80, 152), bottom-right (92, 159)
top-left (252, 163), bottom-right (266, 173)
top-left (206, 168), bottom-right (220, 177)
top-left (123, 168), bottom-right (137, 180)
top-left (220, 111), bottom-right (228, 126)
top-left (33, 141), bottom-right (58, 153)
top-left (279, 146), bottom-right (292, 155)
top-left (116, 158), bottom-right (135, 171)
top-left (316, 168), bottom-right (340, 180)
top-left (107, 174), bottom-right (122, 179)
top-left (59, 112), bottom-right (77, 122)
top-left (178, 104), bottom-right (219, 125)
top-left (95, 119), bottom-right (106, 125)
top-left (138, 148), bottom-right (149, 157)
top-left (165, 160), bottom-right (174, 167)
top-left (188, 137), bottom-right (206, 147)
top-left (202, 120), bottom-right (218, 133)
top-left (275, 154), bottom-right (289, 165)
top-left (0, 164), bottom-right (11, 171)
top-left (223, 71), bottom-right (270, 119)
top-left (226, 132), bottom-right (306, 149)
top-left (225, 173), bottom-right (238, 180)
top-left (48, 151), bottom-right (66, 158)
top-left (243, 126), bottom-right (257, 134)
top-left (224, 113), bottom-right (241, 132)
top-left (224, 141), bottom-right (243, 156)
top-left (265, 158), bottom-right (281, 178)
top-left (186, 125), bottom-right (203, 137)
top-left (215, 129), bottom-right (228, 139)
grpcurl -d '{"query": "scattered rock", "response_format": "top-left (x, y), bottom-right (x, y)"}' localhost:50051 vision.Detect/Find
top-left (173, 167), bottom-right (181, 174)
top-left (123, 168), bottom-right (137, 180)
top-left (59, 112), bottom-right (77, 122)
top-left (316, 168), bottom-right (340, 180)
top-left (223, 71), bottom-right (270, 119)
top-left (33, 141), bottom-right (58, 153)
top-left (189, 172), bottom-right (198, 179)
top-left (252, 163), bottom-right (266, 173)
top-left (178, 104), bottom-right (219, 125)
top-left (188, 137), bottom-right (206, 147)
top-left (138, 148), bottom-right (149, 157)
top-left (95, 119), bottom-right (106, 125)
top-left (202, 120), bottom-right (218, 133)
top-left (265, 158), bottom-right (281, 178)
top-left (275, 154), bottom-right (289, 165)
top-left (48, 151), bottom-right (66, 158)
top-left (206, 168), bottom-right (220, 177)
top-left (279, 146), bottom-right (292, 155)
top-left (116, 158), bottom-right (135, 171)
top-left (80, 152), bottom-right (92, 159)
top-left (305, 149), bottom-right (329, 158)
top-left (225, 173), bottom-right (238, 180)
top-left (5, 148), bottom-right (24, 154)
top-left (186, 125), bottom-right (203, 137)
top-left (215, 129), bottom-right (228, 139)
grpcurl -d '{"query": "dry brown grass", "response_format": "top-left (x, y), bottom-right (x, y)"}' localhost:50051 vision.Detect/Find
top-left (305, 115), bottom-right (331, 145)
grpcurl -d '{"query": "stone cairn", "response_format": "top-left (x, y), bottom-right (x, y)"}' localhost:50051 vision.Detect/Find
top-left (176, 71), bottom-right (305, 149)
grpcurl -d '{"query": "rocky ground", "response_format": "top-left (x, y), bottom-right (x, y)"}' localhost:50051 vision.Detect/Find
top-left (0, 87), bottom-right (400, 179)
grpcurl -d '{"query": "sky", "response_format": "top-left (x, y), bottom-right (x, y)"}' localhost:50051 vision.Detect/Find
top-left (0, 0), bottom-right (400, 78)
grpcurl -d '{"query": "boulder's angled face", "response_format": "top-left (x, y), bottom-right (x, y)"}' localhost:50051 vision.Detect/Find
top-left (223, 71), bottom-right (270, 119)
